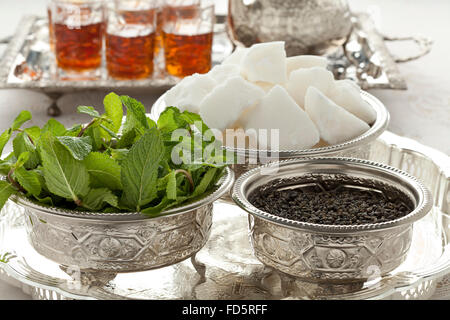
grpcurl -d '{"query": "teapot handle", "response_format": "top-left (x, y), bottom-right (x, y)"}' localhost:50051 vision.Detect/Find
top-left (382, 34), bottom-right (433, 63)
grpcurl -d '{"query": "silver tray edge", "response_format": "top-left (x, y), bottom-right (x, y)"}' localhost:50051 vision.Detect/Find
top-left (0, 15), bottom-right (36, 86)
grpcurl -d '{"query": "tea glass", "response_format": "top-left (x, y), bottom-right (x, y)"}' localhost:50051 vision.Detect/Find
top-left (162, 0), bottom-right (214, 77)
top-left (49, 0), bottom-right (105, 79)
top-left (106, 1), bottom-right (157, 79)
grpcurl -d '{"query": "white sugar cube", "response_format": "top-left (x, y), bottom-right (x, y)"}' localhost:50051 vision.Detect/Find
top-left (208, 64), bottom-right (241, 84)
top-left (286, 55), bottom-right (328, 76)
top-left (336, 79), bottom-right (360, 90)
top-left (328, 80), bottom-right (377, 124)
top-left (241, 41), bottom-right (287, 84)
top-left (199, 76), bottom-right (265, 131)
top-left (164, 73), bottom-right (217, 113)
top-left (285, 67), bottom-right (334, 108)
top-left (305, 87), bottom-right (369, 145)
top-left (222, 47), bottom-right (249, 66)
top-left (242, 85), bottom-right (320, 150)
top-left (253, 81), bottom-right (275, 93)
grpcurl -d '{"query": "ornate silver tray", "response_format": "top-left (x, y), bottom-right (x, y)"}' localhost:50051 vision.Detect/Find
top-left (0, 131), bottom-right (449, 300)
top-left (0, 13), bottom-right (421, 116)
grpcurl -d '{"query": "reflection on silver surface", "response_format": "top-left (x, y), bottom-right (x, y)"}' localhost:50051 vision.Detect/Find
top-left (0, 131), bottom-right (449, 300)
top-left (330, 13), bottom-right (408, 90)
top-left (227, 0), bottom-right (353, 56)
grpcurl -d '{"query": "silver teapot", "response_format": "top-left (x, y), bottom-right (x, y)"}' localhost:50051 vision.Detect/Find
top-left (227, 0), bottom-right (353, 56)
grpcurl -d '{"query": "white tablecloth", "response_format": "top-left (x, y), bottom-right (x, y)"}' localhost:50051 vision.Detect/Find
top-left (0, 0), bottom-right (448, 299)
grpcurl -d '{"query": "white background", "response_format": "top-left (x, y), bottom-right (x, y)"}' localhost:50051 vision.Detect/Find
top-left (0, 0), bottom-right (448, 299)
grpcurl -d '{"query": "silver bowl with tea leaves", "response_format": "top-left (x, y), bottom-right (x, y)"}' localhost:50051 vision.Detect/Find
top-left (232, 158), bottom-right (432, 283)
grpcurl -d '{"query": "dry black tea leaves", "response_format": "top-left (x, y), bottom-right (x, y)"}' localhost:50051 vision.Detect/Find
top-left (249, 183), bottom-right (412, 225)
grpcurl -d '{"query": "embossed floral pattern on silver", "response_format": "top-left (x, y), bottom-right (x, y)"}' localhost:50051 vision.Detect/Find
top-left (250, 216), bottom-right (412, 281)
top-left (24, 205), bottom-right (212, 272)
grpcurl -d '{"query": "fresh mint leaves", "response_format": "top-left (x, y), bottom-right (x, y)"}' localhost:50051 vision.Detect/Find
top-left (84, 152), bottom-right (122, 191)
top-left (121, 128), bottom-right (164, 211)
top-left (0, 111), bottom-right (33, 156)
top-left (82, 188), bottom-right (119, 211)
top-left (39, 132), bottom-right (90, 205)
top-left (11, 111), bottom-right (32, 131)
top-left (77, 106), bottom-right (101, 118)
top-left (57, 136), bottom-right (93, 161)
top-left (13, 132), bottom-right (39, 169)
top-left (0, 92), bottom-right (228, 216)
top-left (42, 118), bottom-right (66, 136)
top-left (14, 167), bottom-right (41, 197)
top-left (0, 181), bottom-right (16, 209)
top-left (103, 92), bottom-right (123, 134)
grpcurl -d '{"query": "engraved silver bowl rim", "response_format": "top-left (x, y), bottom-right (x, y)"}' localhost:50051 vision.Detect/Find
top-left (11, 166), bottom-right (234, 222)
top-left (232, 157), bottom-right (433, 233)
top-left (150, 90), bottom-right (390, 158)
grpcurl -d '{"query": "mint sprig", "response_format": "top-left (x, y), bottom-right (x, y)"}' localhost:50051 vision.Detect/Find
top-left (0, 92), bottom-right (229, 216)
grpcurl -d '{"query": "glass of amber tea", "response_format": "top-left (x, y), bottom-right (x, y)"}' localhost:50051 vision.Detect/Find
top-left (106, 2), bottom-right (157, 80)
top-left (162, 1), bottom-right (214, 77)
top-left (50, 0), bottom-right (105, 78)
top-left (115, 0), bottom-right (163, 62)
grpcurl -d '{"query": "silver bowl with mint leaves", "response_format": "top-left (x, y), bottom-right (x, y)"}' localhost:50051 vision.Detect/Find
top-left (0, 93), bottom-right (234, 273)
top-left (13, 165), bottom-right (234, 273)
